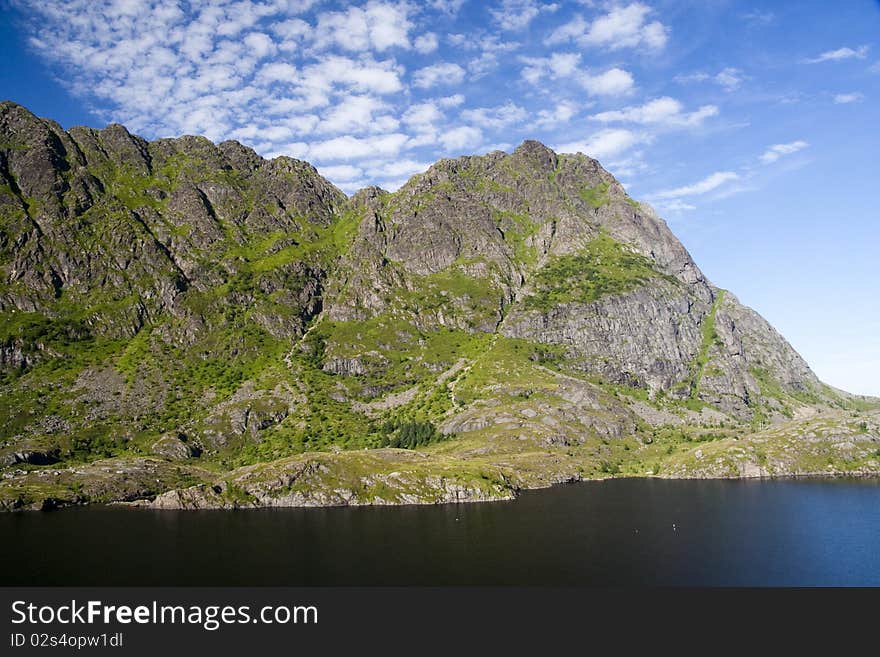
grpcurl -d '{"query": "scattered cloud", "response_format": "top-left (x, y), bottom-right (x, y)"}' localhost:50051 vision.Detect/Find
top-left (401, 100), bottom-right (447, 146)
top-left (425, 0), bottom-right (467, 17)
top-left (759, 140), bottom-right (809, 164)
top-left (438, 94), bottom-right (466, 108)
top-left (311, 2), bottom-right (414, 52)
top-left (315, 94), bottom-right (398, 134)
top-left (580, 68), bottom-right (635, 96)
top-left (412, 62), bottom-right (467, 88)
top-left (317, 164), bottom-right (364, 181)
top-left (556, 128), bottom-right (646, 161)
top-left (807, 45), bottom-right (869, 63)
top-left (402, 101), bottom-right (445, 130)
top-left (490, 0), bottom-right (558, 31)
top-left (448, 32), bottom-right (521, 79)
top-left (461, 103), bottom-right (528, 129)
top-left (833, 92), bottom-right (863, 104)
top-left (676, 68), bottom-right (745, 91)
top-left (440, 125), bottom-right (484, 151)
top-left (591, 97), bottom-right (718, 128)
top-left (4, 0), bottom-right (843, 200)
top-left (647, 138), bottom-right (811, 208)
top-left (650, 171), bottom-right (740, 200)
top-left (519, 52), bottom-right (633, 96)
top-left (602, 152), bottom-right (649, 180)
top-left (655, 200), bottom-right (696, 213)
top-left (366, 158), bottom-right (432, 179)
top-left (546, 3), bottom-right (668, 51)
top-left (307, 133), bottom-right (410, 162)
top-left (519, 52), bottom-right (581, 84)
top-left (714, 68), bottom-right (745, 91)
top-left (533, 101), bottom-right (579, 128)
top-left (413, 32), bottom-right (439, 54)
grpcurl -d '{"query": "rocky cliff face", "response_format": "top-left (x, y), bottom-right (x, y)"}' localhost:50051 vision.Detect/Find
top-left (326, 139), bottom-right (820, 419)
top-left (1, 101), bottom-right (877, 511)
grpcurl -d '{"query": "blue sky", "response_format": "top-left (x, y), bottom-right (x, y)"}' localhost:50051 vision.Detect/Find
top-left (1, 0), bottom-right (878, 395)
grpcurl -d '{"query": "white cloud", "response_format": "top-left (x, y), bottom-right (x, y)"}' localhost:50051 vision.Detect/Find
top-left (264, 142), bottom-right (311, 160)
top-left (655, 200), bottom-right (696, 213)
top-left (412, 62), bottom-right (466, 88)
top-left (401, 101), bottom-right (443, 146)
top-left (315, 95), bottom-right (398, 134)
top-left (520, 52), bottom-right (581, 84)
top-left (413, 32), bottom-right (439, 54)
top-left (519, 53), bottom-right (633, 98)
top-left (21, 0), bottom-right (415, 151)
top-left (440, 126), bottom-right (483, 151)
top-left (650, 172), bottom-right (740, 200)
top-left (714, 68), bottom-right (744, 91)
top-left (449, 33), bottom-right (521, 79)
top-left (243, 32), bottom-right (277, 59)
top-left (602, 152), bottom-right (648, 179)
top-left (403, 102), bottom-right (444, 130)
top-left (366, 158), bottom-right (431, 179)
top-left (676, 68), bottom-right (744, 91)
top-left (437, 94), bottom-right (465, 108)
top-left (255, 62), bottom-right (298, 84)
top-left (272, 18), bottom-right (310, 45)
top-left (318, 164), bottom-right (364, 181)
top-left (547, 3), bottom-right (668, 51)
top-left (426, 0), bottom-right (466, 16)
top-left (399, 96), bottom-right (465, 147)
top-left (807, 45), bottom-right (869, 63)
top-left (461, 103), bottom-right (528, 129)
top-left (302, 56), bottom-right (404, 98)
top-left (533, 101), bottom-right (578, 128)
top-left (6, 0), bottom-right (706, 193)
top-left (491, 0), bottom-right (558, 31)
top-left (591, 97), bottom-right (718, 127)
top-left (257, 125), bottom-right (295, 141)
top-left (545, 14), bottom-right (587, 45)
top-left (580, 68), bottom-right (635, 96)
top-left (759, 141), bottom-right (809, 164)
top-left (833, 92), bottom-right (863, 104)
top-left (378, 177), bottom-right (412, 192)
top-left (468, 52), bottom-right (500, 79)
top-left (311, 2), bottom-right (413, 52)
top-left (556, 128), bottom-right (645, 161)
top-left (307, 133), bottom-right (411, 161)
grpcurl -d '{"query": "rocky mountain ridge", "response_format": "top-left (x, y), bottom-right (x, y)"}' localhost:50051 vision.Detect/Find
top-left (1, 100), bottom-right (878, 511)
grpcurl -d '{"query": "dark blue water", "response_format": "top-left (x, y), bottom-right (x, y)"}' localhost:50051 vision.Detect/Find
top-left (2, 478), bottom-right (879, 586)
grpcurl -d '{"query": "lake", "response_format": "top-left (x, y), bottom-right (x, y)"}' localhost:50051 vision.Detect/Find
top-left (2, 477), bottom-right (879, 586)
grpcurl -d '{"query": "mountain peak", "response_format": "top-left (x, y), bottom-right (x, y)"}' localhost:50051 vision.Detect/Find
top-left (511, 139), bottom-right (558, 169)
top-left (513, 139), bottom-right (554, 155)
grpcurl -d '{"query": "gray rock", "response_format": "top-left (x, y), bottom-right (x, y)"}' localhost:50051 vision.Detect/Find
top-left (150, 435), bottom-right (192, 460)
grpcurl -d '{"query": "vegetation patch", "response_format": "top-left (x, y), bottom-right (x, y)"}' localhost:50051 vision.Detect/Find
top-left (378, 420), bottom-right (445, 449)
top-left (686, 290), bottom-right (726, 398)
top-left (578, 182), bottom-right (610, 208)
top-left (524, 232), bottom-right (674, 311)
top-left (493, 209), bottom-right (540, 266)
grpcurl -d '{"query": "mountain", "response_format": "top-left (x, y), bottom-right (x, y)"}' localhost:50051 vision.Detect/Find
top-left (1, 100), bottom-right (878, 511)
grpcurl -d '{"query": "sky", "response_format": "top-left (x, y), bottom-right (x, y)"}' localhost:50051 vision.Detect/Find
top-left (0, 0), bottom-right (878, 395)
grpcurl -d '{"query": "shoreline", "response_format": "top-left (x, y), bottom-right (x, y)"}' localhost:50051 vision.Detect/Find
top-left (7, 467), bottom-right (880, 514)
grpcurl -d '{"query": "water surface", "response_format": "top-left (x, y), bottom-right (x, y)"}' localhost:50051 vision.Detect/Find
top-left (2, 478), bottom-right (879, 586)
